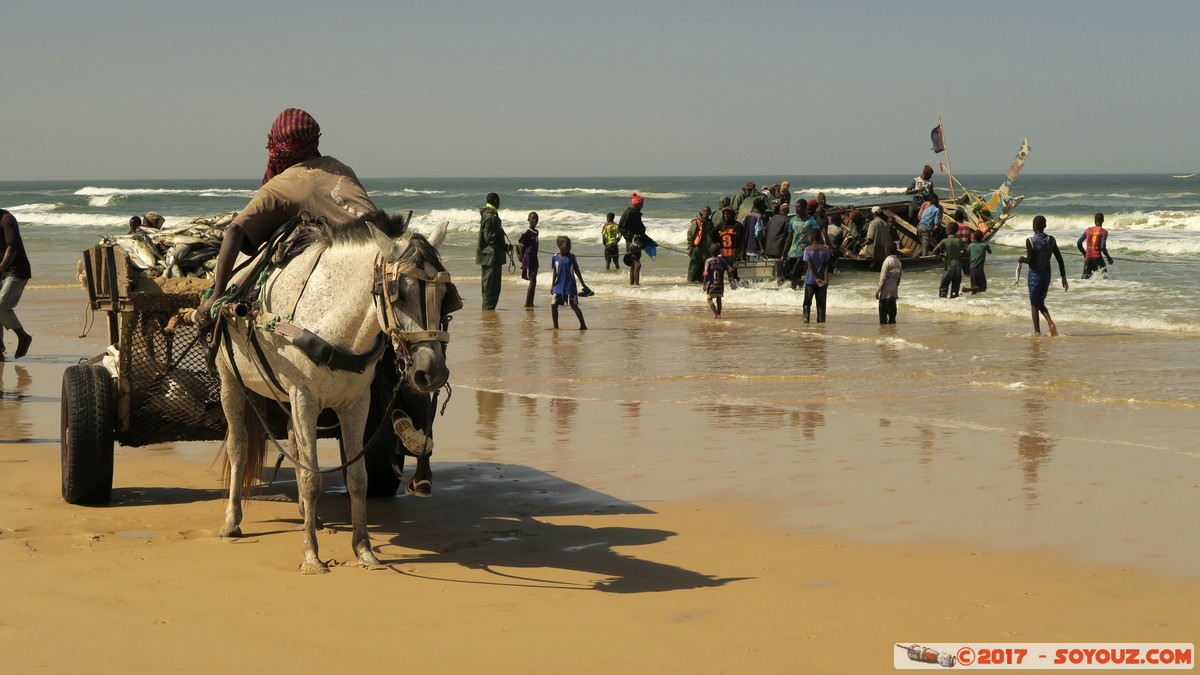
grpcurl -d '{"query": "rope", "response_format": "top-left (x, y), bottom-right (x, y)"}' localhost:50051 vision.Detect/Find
top-left (989, 242), bottom-right (1195, 265)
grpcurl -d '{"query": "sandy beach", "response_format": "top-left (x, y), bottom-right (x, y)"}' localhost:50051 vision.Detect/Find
top-left (2, 279), bottom-right (1198, 673)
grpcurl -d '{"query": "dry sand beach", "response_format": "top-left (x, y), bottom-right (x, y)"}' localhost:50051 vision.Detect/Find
top-left (2, 280), bottom-right (1198, 673)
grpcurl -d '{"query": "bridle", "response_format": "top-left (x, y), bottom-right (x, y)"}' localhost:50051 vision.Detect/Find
top-left (373, 252), bottom-right (460, 375)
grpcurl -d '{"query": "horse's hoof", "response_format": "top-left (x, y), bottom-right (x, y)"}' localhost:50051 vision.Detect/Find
top-left (358, 552), bottom-right (382, 567)
top-left (299, 561), bottom-right (330, 575)
top-left (405, 479), bottom-right (432, 497)
top-left (218, 527), bottom-right (242, 538)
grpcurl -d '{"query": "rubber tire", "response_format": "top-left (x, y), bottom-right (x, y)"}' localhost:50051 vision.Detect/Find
top-left (61, 365), bottom-right (115, 505)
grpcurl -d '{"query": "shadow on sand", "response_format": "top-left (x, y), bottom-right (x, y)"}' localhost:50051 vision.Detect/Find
top-left (258, 461), bottom-right (747, 594)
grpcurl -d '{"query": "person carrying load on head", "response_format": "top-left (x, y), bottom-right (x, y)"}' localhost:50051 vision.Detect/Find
top-left (196, 108), bottom-right (379, 323)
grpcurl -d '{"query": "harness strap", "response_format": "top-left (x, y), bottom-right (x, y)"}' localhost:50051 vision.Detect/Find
top-left (291, 328), bottom-right (388, 374)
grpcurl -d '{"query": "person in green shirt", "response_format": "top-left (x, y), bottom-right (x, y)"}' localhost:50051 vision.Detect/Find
top-left (601, 212), bottom-right (621, 270)
top-left (932, 221), bottom-right (966, 298)
top-left (686, 205), bottom-right (713, 283)
top-left (965, 229), bottom-right (993, 294)
top-left (476, 192), bottom-right (506, 310)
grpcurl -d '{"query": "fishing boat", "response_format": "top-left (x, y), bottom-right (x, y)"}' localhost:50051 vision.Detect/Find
top-left (1172, 173), bottom-right (1195, 179)
top-left (736, 136), bottom-right (1031, 278)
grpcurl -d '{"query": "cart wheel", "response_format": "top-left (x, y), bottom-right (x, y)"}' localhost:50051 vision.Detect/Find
top-left (61, 365), bottom-right (115, 505)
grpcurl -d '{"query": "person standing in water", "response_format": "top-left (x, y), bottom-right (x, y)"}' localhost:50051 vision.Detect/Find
top-left (875, 239), bottom-right (902, 324)
top-left (601, 212), bottom-right (621, 271)
top-left (1019, 215), bottom-right (1069, 335)
top-left (550, 236), bottom-right (587, 330)
top-left (686, 205), bottom-right (713, 284)
top-left (517, 212), bottom-right (540, 308)
top-left (703, 243), bottom-right (732, 319)
top-left (1076, 212), bottom-right (1114, 279)
top-left (477, 192), bottom-right (506, 310)
top-left (618, 193), bottom-right (646, 286)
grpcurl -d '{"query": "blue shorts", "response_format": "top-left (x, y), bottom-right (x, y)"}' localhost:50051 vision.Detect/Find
top-left (1027, 270), bottom-right (1051, 311)
top-left (553, 293), bottom-right (577, 306)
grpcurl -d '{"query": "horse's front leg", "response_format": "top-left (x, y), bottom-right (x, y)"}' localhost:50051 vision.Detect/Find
top-left (290, 390), bottom-right (327, 575)
top-left (338, 392), bottom-right (380, 567)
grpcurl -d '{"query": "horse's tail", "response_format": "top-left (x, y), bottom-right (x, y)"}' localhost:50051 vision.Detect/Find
top-left (216, 400), bottom-right (267, 501)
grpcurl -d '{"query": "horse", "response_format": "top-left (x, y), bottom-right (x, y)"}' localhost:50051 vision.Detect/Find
top-left (214, 213), bottom-right (455, 574)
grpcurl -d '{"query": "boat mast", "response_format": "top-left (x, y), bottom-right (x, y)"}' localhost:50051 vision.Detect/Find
top-left (936, 115), bottom-right (957, 198)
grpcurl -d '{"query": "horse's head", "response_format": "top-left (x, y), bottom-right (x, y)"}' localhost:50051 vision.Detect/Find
top-left (370, 218), bottom-right (457, 393)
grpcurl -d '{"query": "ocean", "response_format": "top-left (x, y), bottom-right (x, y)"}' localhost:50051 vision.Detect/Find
top-left (6, 172), bottom-right (1200, 333)
top-left (3, 172), bottom-right (1199, 573)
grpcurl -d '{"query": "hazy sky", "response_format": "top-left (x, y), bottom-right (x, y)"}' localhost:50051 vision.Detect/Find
top-left (3, 0), bottom-right (1197, 179)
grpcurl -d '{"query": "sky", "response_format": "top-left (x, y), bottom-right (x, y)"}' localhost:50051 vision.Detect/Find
top-left (2, 0), bottom-right (1197, 180)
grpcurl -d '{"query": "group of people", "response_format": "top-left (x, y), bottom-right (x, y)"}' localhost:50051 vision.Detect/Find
top-left (479, 193), bottom-right (589, 330)
top-left (684, 181), bottom-right (914, 324)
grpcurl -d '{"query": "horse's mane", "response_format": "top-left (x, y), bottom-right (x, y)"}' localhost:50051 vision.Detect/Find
top-left (305, 211), bottom-right (445, 271)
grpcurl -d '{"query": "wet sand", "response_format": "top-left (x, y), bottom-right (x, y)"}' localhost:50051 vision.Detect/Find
top-left (2, 282), bottom-right (1197, 672)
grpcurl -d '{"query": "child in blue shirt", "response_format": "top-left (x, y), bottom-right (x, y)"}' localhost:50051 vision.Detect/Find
top-left (551, 236), bottom-right (588, 330)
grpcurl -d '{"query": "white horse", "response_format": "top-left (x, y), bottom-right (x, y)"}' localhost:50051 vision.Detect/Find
top-left (215, 214), bottom-right (453, 574)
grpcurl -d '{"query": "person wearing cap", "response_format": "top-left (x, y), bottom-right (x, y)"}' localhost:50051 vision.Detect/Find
top-left (776, 181), bottom-right (792, 215)
top-left (731, 182), bottom-right (756, 216)
top-left (618, 193), bottom-right (646, 286)
top-left (477, 192), bottom-right (506, 310)
top-left (142, 212), bottom-right (165, 229)
top-left (863, 206), bottom-right (893, 269)
top-left (197, 108), bottom-right (378, 321)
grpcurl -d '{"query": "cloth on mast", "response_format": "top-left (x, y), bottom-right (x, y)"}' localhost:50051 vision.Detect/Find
top-left (931, 124), bottom-right (946, 153)
top-left (975, 138), bottom-right (1032, 216)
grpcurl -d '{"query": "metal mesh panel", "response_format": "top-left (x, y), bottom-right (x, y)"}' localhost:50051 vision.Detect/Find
top-left (119, 302), bottom-right (225, 446)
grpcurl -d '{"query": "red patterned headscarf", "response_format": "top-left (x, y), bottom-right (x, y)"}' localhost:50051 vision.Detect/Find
top-left (263, 108), bottom-right (321, 184)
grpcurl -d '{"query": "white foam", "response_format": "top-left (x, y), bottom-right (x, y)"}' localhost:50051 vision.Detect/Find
top-left (517, 187), bottom-right (686, 199)
top-left (792, 186), bottom-right (906, 199)
top-left (74, 186), bottom-right (256, 198)
top-left (17, 212), bottom-right (133, 228)
top-left (376, 189), bottom-right (447, 196)
top-left (7, 202), bottom-right (62, 214)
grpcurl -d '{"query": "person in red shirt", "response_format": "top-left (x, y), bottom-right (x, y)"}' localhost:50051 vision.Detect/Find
top-left (1076, 212), bottom-right (1114, 279)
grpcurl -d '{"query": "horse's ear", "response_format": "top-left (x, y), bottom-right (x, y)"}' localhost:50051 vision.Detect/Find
top-left (428, 220), bottom-right (449, 250)
top-left (369, 222), bottom-right (404, 262)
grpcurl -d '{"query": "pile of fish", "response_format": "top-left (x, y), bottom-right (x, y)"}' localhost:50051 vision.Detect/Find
top-left (103, 213), bottom-right (236, 279)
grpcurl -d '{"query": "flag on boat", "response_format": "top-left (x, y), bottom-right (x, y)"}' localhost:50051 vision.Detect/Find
top-left (931, 124), bottom-right (945, 153)
top-left (977, 138), bottom-right (1031, 215)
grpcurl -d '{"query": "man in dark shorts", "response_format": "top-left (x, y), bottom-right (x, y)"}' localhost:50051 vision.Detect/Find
top-left (1076, 212), bottom-right (1114, 279)
top-left (1018, 215), bottom-right (1069, 335)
